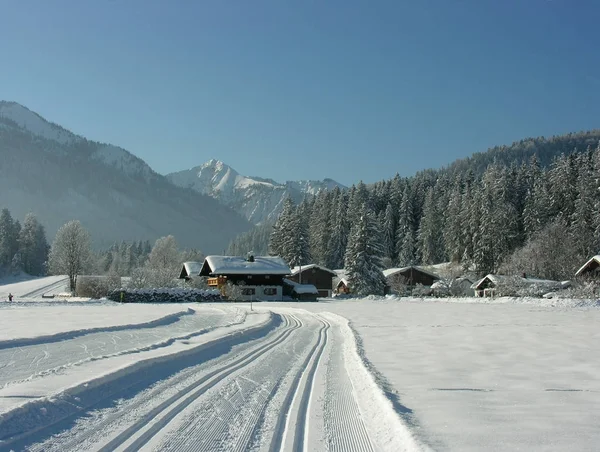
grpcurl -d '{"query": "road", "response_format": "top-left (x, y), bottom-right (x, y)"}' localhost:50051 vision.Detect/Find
top-left (0, 310), bottom-right (405, 452)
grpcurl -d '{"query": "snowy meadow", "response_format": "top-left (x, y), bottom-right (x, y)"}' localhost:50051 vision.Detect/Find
top-left (0, 276), bottom-right (599, 451)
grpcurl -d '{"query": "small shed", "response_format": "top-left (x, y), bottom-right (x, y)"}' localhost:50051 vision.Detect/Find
top-left (335, 278), bottom-right (350, 294)
top-left (289, 264), bottom-right (336, 297)
top-left (575, 255), bottom-right (600, 278)
top-left (283, 279), bottom-right (319, 301)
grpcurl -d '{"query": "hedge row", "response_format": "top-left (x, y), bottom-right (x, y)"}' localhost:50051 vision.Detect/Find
top-left (107, 288), bottom-right (222, 303)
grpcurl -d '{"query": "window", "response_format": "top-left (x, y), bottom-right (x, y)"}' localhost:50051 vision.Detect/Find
top-left (263, 288), bottom-right (277, 295)
top-left (265, 275), bottom-right (270, 279)
top-left (242, 288), bottom-right (255, 296)
top-left (247, 275), bottom-right (253, 279)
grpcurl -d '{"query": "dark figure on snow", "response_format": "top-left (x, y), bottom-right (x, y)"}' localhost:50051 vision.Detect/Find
top-left (8, 293), bottom-right (13, 302)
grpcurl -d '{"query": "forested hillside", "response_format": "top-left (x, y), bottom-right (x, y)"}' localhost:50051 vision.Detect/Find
top-left (237, 132), bottom-right (600, 283)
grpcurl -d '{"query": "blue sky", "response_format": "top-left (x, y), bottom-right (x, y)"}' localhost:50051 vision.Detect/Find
top-left (1, 0), bottom-right (599, 186)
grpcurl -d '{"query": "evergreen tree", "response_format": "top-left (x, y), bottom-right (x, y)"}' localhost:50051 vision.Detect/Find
top-left (326, 190), bottom-right (349, 269)
top-left (344, 203), bottom-right (386, 295)
top-left (284, 206), bottom-right (312, 267)
top-left (381, 202), bottom-right (396, 264)
top-left (395, 185), bottom-right (418, 265)
top-left (18, 213), bottom-right (49, 276)
top-left (0, 208), bottom-right (19, 270)
top-left (269, 197), bottom-right (295, 257)
top-left (308, 190), bottom-right (332, 266)
top-left (418, 187), bottom-right (444, 264)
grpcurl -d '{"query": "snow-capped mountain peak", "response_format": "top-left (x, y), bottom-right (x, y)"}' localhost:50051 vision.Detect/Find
top-left (167, 160), bottom-right (345, 224)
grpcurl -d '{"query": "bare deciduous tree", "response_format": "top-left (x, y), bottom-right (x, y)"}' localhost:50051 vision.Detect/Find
top-left (48, 220), bottom-right (92, 292)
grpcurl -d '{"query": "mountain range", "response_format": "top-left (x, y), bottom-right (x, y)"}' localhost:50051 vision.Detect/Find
top-left (0, 101), bottom-right (345, 252)
top-left (167, 160), bottom-right (345, 224)
top-left (0, 101), bottom-right (252, 253)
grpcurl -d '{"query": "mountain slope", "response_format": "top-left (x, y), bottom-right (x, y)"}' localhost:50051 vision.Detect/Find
top-left (0, 102), bottom-right (251, 252)
top-left (167, 160), bottom-right (345, 224)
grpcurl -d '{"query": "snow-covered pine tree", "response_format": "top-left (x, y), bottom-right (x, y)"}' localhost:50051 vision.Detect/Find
top-left (283, 203), bottom-right (311, 267)
top-left (570, 149), bottom-right (598, 259)
top-left (18, 213), bottom-right (49, 276)
top-left (443, 177), bottom-right (464, 262)
top-left (0, 208), bottom-right (19, 270)
top-left (418, 187), bottom-right (445, 264)
top-left (327, 190), bottom-right (349, 270)
top-left (382, 202), bottom-right (396, 264)
top-left (344, 203), bottom-right (386, 296)
top-left (308, 190), bottom-right (332, 266)
top-left (269, 197), bottom-right (295, 257)
top-left (395, 184), bottom-right (418, 266)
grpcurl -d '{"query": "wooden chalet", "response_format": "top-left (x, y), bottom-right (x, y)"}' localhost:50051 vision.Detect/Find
top-left (383, 266), bottom-right (440, 294)
top-left (199, 255), bottom-right (291, 301)
top-left (289, 264), bottom-right (336, 297)
top-left (575, 255), bottom-right (600, 278)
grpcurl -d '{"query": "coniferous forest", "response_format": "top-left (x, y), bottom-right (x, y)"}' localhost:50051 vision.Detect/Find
top-left (230, 131), bottom-right (600, 285)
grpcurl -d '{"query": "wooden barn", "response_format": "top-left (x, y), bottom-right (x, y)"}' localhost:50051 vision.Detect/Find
top-left (199, 255), bottom-right (291, 301)
top-left (575, 255), bottom-right (600, 278)
top-left (289, 264), bottom-right (336, 298)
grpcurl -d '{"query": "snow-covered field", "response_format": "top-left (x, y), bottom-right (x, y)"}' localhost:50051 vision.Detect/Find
top-left (0, 277), bottom-right (599, 451)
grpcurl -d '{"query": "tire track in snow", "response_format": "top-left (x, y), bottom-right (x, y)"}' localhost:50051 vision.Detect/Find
top-left (96, 314), bottom-right (301, 452)
top-left (150, 314), bottom-right (312, 452)
top-left (0, 312), bottom-right (278, 451)
top-left (269, 315), bottom-right (330, 452)
top-left (324, 323), bottom-right (374, 452)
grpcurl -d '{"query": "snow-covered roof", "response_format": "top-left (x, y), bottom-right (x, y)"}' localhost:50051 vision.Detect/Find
top-left (471, 274), bottom-right (562, 290)
top-left (283, 278), bottom-right (319, 294)
top-left (336, 278), bottom-right (349, 287)
top-left (290, 264), bottom-right (337, 277)
top-left (383, 266), bottom-right (440, 280)
top-left (200, 256), bottom-right (291, 276)
top-left (575, 255), bottom-right (600, 277)
top-left (179, 261), bottom-right (203, 279)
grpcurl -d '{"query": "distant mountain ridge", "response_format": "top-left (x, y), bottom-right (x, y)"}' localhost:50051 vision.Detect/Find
top-left (167, 160), bottom-right (346, 224)
top-left (0, 101), bottom-right (251, 252)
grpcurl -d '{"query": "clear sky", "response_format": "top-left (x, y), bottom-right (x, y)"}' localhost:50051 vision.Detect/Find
top-left (1, 0), bottom-right (599, 186)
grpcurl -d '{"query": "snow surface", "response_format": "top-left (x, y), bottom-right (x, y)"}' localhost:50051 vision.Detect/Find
top-left (2, 275), bottom-right (599, 450)
top-left (273, 297), bottom-right (600, 451)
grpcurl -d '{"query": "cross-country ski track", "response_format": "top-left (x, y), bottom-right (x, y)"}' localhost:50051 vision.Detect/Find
top-left (0, 307), bottom-right (422, 452)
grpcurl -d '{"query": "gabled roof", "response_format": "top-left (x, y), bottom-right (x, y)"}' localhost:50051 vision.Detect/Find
top-left (199, 256), bottom-right (291, 276)
top-left (383, 266), bottom-right (440, 280)
top-left (290, 264), bottom-right (337, 277)
top-left (336, 278), bottom-right (349, 288)
top-left (179, 261), bottom-right (203, 279)
top-left (575, 255), bottom-right (600, 277)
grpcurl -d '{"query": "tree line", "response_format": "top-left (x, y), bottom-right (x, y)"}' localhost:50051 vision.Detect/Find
top-left (0, 208), bottom-right (204, 294)
top-left (267, 143), bottom-right (600, 293)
